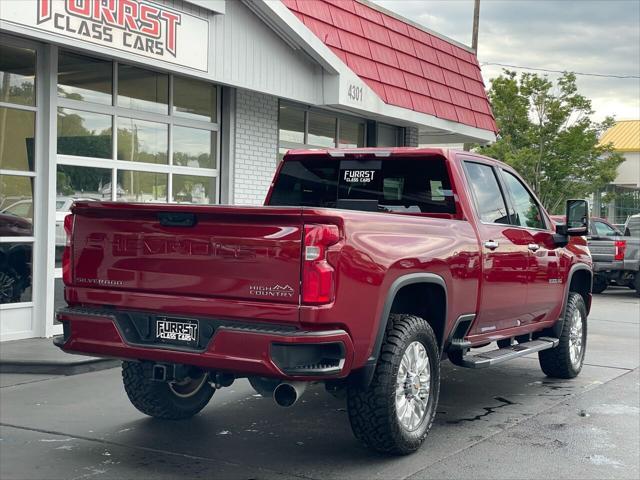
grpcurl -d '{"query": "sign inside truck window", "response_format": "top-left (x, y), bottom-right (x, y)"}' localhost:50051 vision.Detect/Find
top-left (0, 0), bottom-right (209, 71)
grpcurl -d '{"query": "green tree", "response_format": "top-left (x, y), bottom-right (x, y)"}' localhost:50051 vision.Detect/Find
top-left (478, 70), bottom-right (624, 214)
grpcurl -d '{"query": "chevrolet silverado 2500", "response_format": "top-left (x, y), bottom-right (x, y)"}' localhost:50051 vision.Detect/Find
top-left (54, 148), bottom-right (592, 454)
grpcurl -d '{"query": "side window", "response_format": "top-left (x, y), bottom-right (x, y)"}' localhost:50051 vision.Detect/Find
top-left (464, 162), bottom-right (510, 224)
top-left (593, 221), bottom-right (616, 237)
top-left (502, 171), bottom-right (546, 230)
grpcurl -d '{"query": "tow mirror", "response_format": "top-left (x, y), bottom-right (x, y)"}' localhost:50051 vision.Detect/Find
top-left (565, 199), bottom-right (589, 236)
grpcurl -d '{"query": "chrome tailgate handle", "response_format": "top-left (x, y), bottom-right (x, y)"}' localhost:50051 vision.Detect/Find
top-left (484, 240), bottom-right (499, 250)
top-left (528, 243), bottom-right (541, 252)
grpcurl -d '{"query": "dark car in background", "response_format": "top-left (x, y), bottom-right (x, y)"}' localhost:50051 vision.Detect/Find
top-left (0, 213), bottom-right (32, 304)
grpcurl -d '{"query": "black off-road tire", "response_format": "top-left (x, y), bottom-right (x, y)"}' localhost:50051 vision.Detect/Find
top-left (122, 361), bottom-right (214, 419)
top-left (347, 314), bottom-right (440, 455)
top-left (538, 293), bottom-right (587, 379)
top-left (592, 274), bottom-right (608, 294)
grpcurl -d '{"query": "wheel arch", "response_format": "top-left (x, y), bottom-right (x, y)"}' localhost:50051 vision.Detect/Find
top-left (355, 273), bottom-right (448, 388)
top-left (553, 264), bottom-right (592, 337)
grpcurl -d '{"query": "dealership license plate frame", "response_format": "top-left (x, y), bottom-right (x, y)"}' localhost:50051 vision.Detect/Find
top-left (155, 317), bottom-right (199, 347)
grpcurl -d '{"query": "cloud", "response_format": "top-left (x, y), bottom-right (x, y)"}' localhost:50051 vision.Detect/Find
top-left (374, 0), bottom-right (640, 121)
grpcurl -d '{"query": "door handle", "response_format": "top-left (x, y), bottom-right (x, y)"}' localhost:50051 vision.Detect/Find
top-left (528, 243), bottom-right (540, 252)
top-left (484, 240), bottom-right (499, 250)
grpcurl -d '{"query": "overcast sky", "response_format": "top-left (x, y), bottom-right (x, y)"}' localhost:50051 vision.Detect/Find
top-left (373, 0), bottom-right (640, 122)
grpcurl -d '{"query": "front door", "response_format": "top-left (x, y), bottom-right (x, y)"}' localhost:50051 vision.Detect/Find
top-left (462, 161), bottom-right (531, 334)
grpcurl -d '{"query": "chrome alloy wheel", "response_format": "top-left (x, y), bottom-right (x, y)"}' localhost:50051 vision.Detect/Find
top-left (395, 341), bottom-right (431, 431)
top-left (169, 373), bottom-right (209, 398)
top-left (569, 308), bottom-right (585, 367)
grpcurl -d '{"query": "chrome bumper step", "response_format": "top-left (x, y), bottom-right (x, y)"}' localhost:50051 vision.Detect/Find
top-left (459, 337), bottom-right (559, 368)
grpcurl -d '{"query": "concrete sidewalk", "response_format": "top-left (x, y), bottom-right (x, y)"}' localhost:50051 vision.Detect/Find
top-left (0, 337), bottom-right (118, 375)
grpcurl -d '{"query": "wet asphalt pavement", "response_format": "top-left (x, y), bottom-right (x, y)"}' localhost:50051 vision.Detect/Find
top-left (1, 288), bottom-right (638, 480)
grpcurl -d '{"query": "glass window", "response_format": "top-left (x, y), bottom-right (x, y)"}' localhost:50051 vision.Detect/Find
top-left (279, 105), bottom-right (305, 144)
top-left (55, 165), bottom-right (111, 267)
top-left (117, 117), bottom-right (168, 164)
top-left (172, 126), bottom-right (216, 169)
top-left (0, 242), bottom-right (32, 304)
top-left (465, 162), bottom-right (510, 224)
top-left (502, 171), bottom-right (546, 229)
top-left (173, 174), bottom-right (216, 204)
top-left (173, 77), bottom-right (216, 122)
top-left (269, 157), bottom-right (455, 214)
top-left (57, 108), bottom-right (112, 158)
top-left (0, 175), bottom-right (34, 234)
top-left (339, 119), bottom-right (365, 148)
top-left (117, 170), bottom-right (167, 202)
top-left (117, 64), bottom-right (168, 114)
top-left (0, 107), bottom-right (35, 171)
top-left (377, 124), bottom-right (403, 147)
top-left (593, 221), bottom-right (617, 237)
top-left (0, 44), bottom-right (36, 106)
top-left (58, 51), bottom-right (112, 105)
top-left (308, 112), bottom-right (336, 147)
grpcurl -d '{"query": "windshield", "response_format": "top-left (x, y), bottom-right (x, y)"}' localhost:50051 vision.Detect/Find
top-left (269, 157), bottom-right (456, 214)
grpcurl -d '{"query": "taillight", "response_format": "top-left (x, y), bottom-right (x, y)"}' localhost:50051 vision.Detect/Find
top-left (62, 214), bottom-right (74, 285)
top-left (614, 240), bottom-right (626, 261)
top-left (302, 224), bottom-right (340, 304)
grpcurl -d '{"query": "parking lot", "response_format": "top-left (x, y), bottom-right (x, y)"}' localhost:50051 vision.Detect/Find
top-left (1, 288), bottom-right (638, 480)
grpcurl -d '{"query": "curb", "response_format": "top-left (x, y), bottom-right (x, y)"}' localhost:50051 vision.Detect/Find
top-left (0, 359), bottom-right (120, 376)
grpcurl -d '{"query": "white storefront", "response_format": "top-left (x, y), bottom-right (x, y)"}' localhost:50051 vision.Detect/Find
top-left (0, 0), bottom-right (496, 341)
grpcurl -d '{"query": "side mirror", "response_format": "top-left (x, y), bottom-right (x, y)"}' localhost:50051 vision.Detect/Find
top-left (565, 199), bottom-right (589, 236)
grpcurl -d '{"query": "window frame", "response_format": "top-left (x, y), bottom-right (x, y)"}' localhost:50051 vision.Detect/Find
top-left (56, 54), bottom-right (221, 204)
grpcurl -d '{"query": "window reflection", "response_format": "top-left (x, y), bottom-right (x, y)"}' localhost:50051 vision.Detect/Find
top-left (173, 77), bottom-right (216, 122)
top-left (0, 44), bottom-right (36, 106)
top-left (0, 242), bottom-right (32, 304)
top-left (173, 126), bottom-right (215, 169)
top-left (0, 175), bottom-right (34, 234)
top-left (173, 174), bottom-right (216, 204)
top-left (279, 105), bottom-right (305, 144)
top-left (117, 117), bottom-right (168, 164)
top-left (118, 64), bottom-right (168, 114)
top-left (117, 170), bottom-right (167, 202)
top-left (307, 112), bottom-right (336, 147)
top-left (0, 107), bottom-right (35, 171)
top-left (339, 119), bottom-right (365, 148)
top-left (58, 51), bottom-right (112, 105)
top-left (57, 108), bottom-right (112, 158)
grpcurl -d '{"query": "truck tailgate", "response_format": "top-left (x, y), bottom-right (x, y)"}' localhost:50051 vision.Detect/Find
top-left (70, 202), bottom-right (303, 305)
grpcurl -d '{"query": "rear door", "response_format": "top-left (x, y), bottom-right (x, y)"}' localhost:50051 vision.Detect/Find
top-left (462, 160), bottom-right (532, 334)
top-left (498, 169), bottom-right (565, 324)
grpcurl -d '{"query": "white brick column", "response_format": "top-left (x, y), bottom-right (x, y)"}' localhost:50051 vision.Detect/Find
top-left (233, 89), bottom-right (279, 205)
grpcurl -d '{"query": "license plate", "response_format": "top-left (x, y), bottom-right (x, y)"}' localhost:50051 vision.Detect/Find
top-left (155, 317), bottom-right (199, 346)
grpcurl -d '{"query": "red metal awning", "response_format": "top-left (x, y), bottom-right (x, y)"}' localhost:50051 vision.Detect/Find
top-left (282, 0), bottom-right (497, 133)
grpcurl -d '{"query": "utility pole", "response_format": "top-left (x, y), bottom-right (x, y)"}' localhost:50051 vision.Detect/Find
top-left (471, 0), bottom-right (480, 53)
top-left (464, 0), bottom-right (481, 152)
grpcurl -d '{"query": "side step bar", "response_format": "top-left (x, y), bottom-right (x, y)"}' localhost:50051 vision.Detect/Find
top-left (459, 337), bottom-right (559, 368)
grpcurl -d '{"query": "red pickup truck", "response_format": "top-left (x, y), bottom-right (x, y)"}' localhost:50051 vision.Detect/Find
top-left (55, 148), bottom-right (592, 454)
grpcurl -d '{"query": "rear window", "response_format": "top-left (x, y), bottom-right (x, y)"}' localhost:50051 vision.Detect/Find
top-left (268, 157), bottom-right (455, 214)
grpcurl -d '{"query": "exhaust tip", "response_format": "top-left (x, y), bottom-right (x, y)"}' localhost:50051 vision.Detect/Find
top-left (273, 382), bottom-right (306, 407)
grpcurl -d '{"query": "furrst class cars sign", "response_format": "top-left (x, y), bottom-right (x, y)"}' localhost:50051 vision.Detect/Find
top-left (0, 0), bottom-right (208, 71)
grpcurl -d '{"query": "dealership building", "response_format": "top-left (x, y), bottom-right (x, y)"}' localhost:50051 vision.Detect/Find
top-left (0, 0), bottom-right (497, 341)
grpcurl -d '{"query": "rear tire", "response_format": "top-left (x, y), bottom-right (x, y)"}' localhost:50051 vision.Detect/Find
top-left (592, 274), bottom-right (608, 294)
top-left (538, 293), bottom-right (587, 379)
top-left (634, 274), bottom-right (640, 297)
top-left (122, 361), bottom-right (214, 419)
top-left (347, 314), bottom-right (440, 455)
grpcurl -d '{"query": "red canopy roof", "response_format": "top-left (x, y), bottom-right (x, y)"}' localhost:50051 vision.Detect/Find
top-left (282, 0), bottom-right (497, 133)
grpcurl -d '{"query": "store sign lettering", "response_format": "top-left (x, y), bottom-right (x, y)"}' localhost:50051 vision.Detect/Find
top-left (0, 0), bottom-right (208, 71)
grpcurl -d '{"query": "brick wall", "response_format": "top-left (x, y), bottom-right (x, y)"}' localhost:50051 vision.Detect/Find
top-left (404, 126), bottom-right (419, 147)
top-left (233, 89), bottom-right (279, 205)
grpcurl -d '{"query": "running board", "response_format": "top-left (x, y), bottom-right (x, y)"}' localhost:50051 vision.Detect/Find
top-left (459, 337), bottom-right (559, 368)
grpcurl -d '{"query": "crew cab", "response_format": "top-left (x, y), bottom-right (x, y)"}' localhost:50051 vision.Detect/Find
top-left (54, 148), bottom-right (592, 454)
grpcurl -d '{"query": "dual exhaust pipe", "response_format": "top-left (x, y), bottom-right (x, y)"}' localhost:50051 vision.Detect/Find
top-left (273, 381), bottom-right (308, 407)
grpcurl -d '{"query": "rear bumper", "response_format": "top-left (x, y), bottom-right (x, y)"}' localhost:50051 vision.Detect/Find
top-left (54, 308), bottom-right (354, 380)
